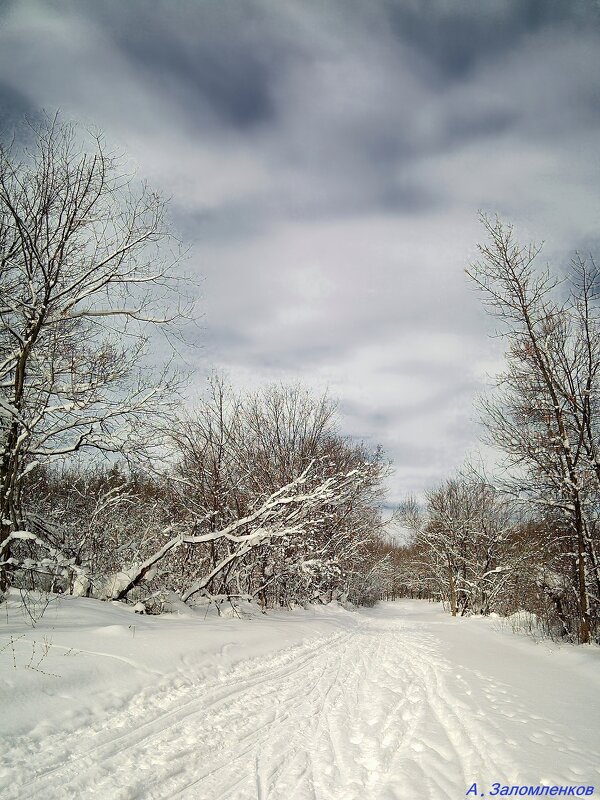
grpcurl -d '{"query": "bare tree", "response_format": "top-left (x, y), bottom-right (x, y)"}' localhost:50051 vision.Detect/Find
top-left (96, 459), bottom-right (378, 607)
top-left (400, 476), bottom-right (519, 617)
top-left (466, 215), bottom-right (600, 642)
top-left (0, 117), bottom-right (187, 595)
top-left (17, 463), bottom-right (171, 601)
top-left (161, 377), bottom-right (389, 608)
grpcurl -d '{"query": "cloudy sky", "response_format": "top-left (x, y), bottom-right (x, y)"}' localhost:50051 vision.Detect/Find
top-left (1, 0), bottom-right (600, 503)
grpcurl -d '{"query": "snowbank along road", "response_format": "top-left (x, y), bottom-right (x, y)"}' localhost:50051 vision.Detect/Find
top-left (1, 598), bottom-right (599, 799)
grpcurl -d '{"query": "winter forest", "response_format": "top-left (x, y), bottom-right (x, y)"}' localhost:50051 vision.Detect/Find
top-left (1, 3), bottom-right (600, 798)
top-left (1, 120), bottom-right (599, 645)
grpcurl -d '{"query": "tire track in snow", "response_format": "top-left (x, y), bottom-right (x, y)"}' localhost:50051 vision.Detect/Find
top-left (171, 629), bottom-right (359, 799)
top-left (4, 610), bottom-right (518, 800)
top-left (172, 634), bottom-right (353, 799)
top-left (6, 630), bottom-right (353, 798)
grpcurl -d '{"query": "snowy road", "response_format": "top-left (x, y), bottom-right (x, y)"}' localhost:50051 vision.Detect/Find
top-left (2, 600), bottom-right (599, 799)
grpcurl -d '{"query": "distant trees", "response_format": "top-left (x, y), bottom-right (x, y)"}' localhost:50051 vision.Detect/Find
top-left (0, 117), bottom-right (184, 596)
top-left (399, 475), bottom-right (528, 617)
top-left (467, 216), bottom-right (600, 643)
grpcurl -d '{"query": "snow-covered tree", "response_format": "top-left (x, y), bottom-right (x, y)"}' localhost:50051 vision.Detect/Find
top-left (162, 378), bottom-right (389, 608)
top-left (400, 477), bottom-right (521, 617)
top-left (0, 117), bottom-right (185, 595)
top-left (467, 216), bottom-right (600, 642)
top-left (17, 464), bottom-right (171, 600)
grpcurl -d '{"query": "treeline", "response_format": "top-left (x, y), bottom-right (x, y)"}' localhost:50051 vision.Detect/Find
top-left (396, 476), bottom-right (574, 635)
top-left (17, 380), bottom-right (399, 610)
top-left (3, 119), bottom-right (598, 638)
top-left (0, 119), bottom-right (398, 614)
top-left (395, 218), bottom-right (600, 644)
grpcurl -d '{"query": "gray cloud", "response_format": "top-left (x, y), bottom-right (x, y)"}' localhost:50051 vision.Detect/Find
top-left (379, 0), bottom-right (600, 78)
top-left (0, 82), bottom-right (43, 137)
top-left (1, 0), bottom-right (599, 502)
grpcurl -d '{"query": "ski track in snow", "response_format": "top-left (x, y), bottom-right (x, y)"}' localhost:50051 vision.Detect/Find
top-left (2, 605), bottom-right (598, 800)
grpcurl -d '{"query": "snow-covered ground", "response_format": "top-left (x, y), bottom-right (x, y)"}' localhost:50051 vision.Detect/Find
top-left (1, 596), bottom-right (598, 800)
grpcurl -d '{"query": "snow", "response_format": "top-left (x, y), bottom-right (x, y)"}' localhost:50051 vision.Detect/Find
top-left (1, 596), bottom-right (599, 799)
